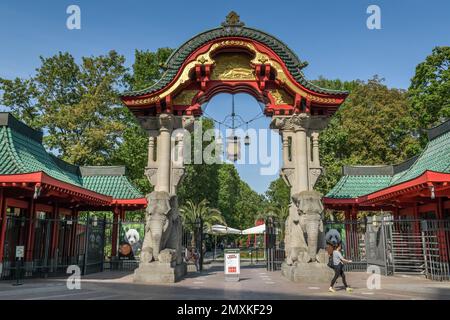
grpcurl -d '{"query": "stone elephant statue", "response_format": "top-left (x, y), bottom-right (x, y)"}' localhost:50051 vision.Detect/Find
top-left (140, 191), bottom-right (182, 265)
top-left (285, 190), bottom-right (325, 265)
top-left (285, 202), bottom-right (308, 265)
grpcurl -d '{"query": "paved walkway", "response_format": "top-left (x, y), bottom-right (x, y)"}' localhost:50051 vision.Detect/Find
top-left (0, 263), bottom-right (449, 300)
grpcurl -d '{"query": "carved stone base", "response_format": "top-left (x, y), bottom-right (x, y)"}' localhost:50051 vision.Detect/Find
top-left (281, 262), bottom-right (334, 283)
top-left (133, 262), bottom-right (187, 283)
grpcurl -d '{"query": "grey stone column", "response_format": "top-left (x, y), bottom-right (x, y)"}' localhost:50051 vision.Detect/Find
top-left (147, 131), bottom-right (158, 168)
top-left (311, 132), bottom-right (320, 167)
top-left (282, 132), bottom-right (290, 165)
top-left (155, 114), bottom-right (173, 193)
top-left (294, 127), bottom-right (308, 194)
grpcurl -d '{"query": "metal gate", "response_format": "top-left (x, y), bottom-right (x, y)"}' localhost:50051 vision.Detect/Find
top-left (1, 214), bottom-right (107, 279)
top-left (389, 219), bottom-right (426, 276)
top-left (365, 216), bottom-right (394, 275)
top-left (82, 216), bottom-right (106, 275)
top-left (421, 219), bottom-right (450, 281)
top-left (265, 217), bottom-right (285, 271)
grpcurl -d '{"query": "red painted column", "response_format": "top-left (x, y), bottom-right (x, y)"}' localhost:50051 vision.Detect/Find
top-left (436, 198), bottom-right (448, 260)
top-left (111, 207), bottom-right (120, 257)
top-left (413, 204), bottom-right (420, 234)
top-left (351, 205), bottom-right (359, 259)
top-left (344, 207), bottom-right (351, 258)
top-left (70, 210), bottom-right (78, 257)
top-left (25, 198), bottom-right (35, 262)
top-left (0, 189), bottom-right (6, 263)
top-left (122, 207), bottom-right (127, 221)
top-left (50, 203), bottom-right (59, 258)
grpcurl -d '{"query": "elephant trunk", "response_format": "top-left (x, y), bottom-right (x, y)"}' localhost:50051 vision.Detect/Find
top-left (305, 215), bottom-right (321, 262)
top-left (149, 214), bottom-right (168, 260)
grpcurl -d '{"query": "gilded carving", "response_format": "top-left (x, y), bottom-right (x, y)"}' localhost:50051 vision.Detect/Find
top-left (126, 39), bottom-right (339, 106)
top-left (210, 53), bottom-right (255, 80)
top-left (173, 90), bottom-right (198, 105)
top-left (271, 89), bottom-right (294, 105)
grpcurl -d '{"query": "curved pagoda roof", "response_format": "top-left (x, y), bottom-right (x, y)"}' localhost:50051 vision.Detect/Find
top-left (0, 113), bottom-right (145, 206)
top-left (121, 11), bottom-right (348, 98)
top-left (324, 119), bottom-right (450, 205)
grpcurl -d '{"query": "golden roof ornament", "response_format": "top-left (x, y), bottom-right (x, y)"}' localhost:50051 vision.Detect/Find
top-left (221, 11), bottom-right (245, 30)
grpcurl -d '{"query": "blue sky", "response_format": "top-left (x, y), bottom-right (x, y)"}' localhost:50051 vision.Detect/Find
top-left (0, 0), bottom-right (449, 194)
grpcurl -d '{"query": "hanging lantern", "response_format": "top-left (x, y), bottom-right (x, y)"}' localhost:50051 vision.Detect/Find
top-left (244, 134), bottom-right (250, 146)
top-left (244, 123), bottom-right (250, 146)
top-left (226, 135), bottom-right (241, 161)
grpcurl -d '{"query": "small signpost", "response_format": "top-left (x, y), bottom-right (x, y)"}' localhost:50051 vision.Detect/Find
top-left (224, 249), bottom-right (240, 282)
top-left (13, 245), bottom-right (24, 286)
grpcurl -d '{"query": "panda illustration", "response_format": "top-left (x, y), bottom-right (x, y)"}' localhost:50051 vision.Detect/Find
top-left (124, 228), bottom-right (142, 257)
top-left (325, 229), bottom-right (341, 246)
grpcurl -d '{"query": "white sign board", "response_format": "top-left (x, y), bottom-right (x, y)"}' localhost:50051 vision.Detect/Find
top-left (224, 249), bottom-right (240, 280)
top-left (15, 246), bottom-right (24, 259)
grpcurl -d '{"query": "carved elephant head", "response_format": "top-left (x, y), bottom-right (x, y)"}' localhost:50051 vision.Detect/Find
top-left (144, 191), bottom-right (172, 260)
top-left (291, 191), bottom-right (324, 262)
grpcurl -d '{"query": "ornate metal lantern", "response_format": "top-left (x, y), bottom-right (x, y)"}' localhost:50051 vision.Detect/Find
top-left (226, 135), bottom-right (241, 161)
top-left (244, 134), bottom-right (250, 146)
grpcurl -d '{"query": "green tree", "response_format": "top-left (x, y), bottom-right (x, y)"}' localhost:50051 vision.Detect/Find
top-left (0, 51), bottom-right (127, 165)
top-left (114, 48), bottom-right (174, 193)
top-left (179, 199), bottom-right (226, 246)
top-left (265, 177), bottom-right (290, 209)
top-left (235, 181), bottom-right (265, 229)
top-left (256, 205), bottom-right (289, 241)
top-left (125, 48), bottom-right (173, 91)
top-left (408, 46), bottom-right (450, 144)
top-left (315, 76), bottom-right (420, 195)
top-left (217, 164), bottom-right (241, 227)
top-left (177, 118), bottom-right (220, 207)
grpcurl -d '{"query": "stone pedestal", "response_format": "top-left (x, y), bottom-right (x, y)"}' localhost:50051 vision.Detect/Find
top-left (281, 262), bottom-right (334, 283)
top-left (134, 262), bottom-right (187, 284)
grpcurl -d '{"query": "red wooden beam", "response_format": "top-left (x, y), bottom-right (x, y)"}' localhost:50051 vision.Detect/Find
top-left (0, 189), bottom-right (6, 263)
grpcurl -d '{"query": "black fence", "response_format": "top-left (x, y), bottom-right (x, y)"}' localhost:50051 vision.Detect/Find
top-left (0, 214), bottom-right (146, 280)
top-left (265, 217), bottom-right (285, 271)
top-left (324, 217), bottom-right (450, 280)
top-left (2, 213), bottom-right (449, 281)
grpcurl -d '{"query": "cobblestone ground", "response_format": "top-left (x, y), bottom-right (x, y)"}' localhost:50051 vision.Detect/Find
top-left (0, 262), bottom-right (449, 300)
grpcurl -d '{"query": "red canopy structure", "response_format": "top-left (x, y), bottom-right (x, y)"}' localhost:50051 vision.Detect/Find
top-left (323, 119), bottom-right (450, 220)
top-left (0, 113), bottom-right (147, 272)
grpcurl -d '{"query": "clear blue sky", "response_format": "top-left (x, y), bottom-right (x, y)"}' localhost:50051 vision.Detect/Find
top-left (0, 0), bottom-right (449, 194)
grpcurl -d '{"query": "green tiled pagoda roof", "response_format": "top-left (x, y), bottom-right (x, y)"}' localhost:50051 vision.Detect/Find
top-left (121, 14), bottom-right (348, 98)
top-left (0, 116), bottom-right (82, 186)
top-left (0, 113), bottom-right (143, 200)
top-left (326, 174), bottom-right (391, 199)
top-left (81, 167), bottom-right (144, 200)
top-left (390, 129), bottom-right (450, 185)
top-left (326, 119), bottom-right (450, 199)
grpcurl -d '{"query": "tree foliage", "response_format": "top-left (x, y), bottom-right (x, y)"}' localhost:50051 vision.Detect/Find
top-left (314, 76), bottom-right (420, 195)
top-left (125, 48), bottom-right (173, 91)
top-left (408, 46), bottom-right (450, 144)
top-left (179, 199), bottom-right (225, 246)
top-left (265, 177), bottom-right (290, 209)
top-left (0, 51), bottom-right (127, 165)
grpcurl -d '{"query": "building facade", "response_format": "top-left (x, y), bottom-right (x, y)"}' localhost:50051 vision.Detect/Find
top-left (0, 113), bottom-right (146, 278)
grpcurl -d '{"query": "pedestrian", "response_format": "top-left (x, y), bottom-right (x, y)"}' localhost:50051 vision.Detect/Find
top-left (192, 248), bottom-right (200, 272)
top-left (329, 243), bottom-right (353, 293)
top-left (185, 247), bottom-right (192, 263)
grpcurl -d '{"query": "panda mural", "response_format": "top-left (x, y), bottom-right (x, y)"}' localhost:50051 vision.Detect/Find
top-left (118, 224), bottom-right (144, 260)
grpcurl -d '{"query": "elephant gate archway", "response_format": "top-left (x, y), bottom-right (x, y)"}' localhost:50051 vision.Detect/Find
top-left (120, 12), bottom-right (348, 283)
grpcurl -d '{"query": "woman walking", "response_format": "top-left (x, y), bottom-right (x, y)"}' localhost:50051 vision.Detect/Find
top-left (329, 243), bottom-right (353, 292)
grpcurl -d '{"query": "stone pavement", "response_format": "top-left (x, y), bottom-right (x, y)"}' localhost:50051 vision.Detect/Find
top-left (0, 262), bottom-right (449, 300)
